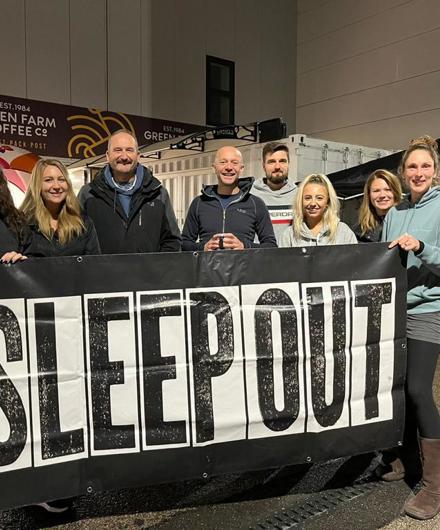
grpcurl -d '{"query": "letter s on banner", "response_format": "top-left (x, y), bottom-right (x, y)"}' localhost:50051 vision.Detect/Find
top-left (0, 301), bottom-right (30, 471)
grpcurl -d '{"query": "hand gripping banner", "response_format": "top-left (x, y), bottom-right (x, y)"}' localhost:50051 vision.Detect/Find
top-left (0, 244), bottom-right (407, 509)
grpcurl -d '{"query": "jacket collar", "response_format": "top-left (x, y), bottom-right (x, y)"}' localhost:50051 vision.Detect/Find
top-left (92, 164), bottom-right (161, 198)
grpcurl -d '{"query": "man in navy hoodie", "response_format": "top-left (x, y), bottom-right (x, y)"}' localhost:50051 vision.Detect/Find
top-left (182, 145), bottom-right (277, 251)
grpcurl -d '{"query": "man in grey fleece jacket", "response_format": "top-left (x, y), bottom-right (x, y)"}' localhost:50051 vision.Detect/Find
top-left (251, 141), bottom-right (297, 243)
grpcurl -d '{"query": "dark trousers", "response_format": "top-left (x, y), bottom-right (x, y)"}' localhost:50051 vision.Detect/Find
top-left (406, 338), bottom-right (440, 439)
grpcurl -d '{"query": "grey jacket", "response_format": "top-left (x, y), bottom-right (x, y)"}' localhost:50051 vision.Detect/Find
top-left (279, 221), bottom-right (358, 247)
top-left (251, 178), bottom-right (297, 243)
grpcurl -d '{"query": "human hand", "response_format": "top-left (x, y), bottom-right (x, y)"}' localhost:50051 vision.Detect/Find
top-left (220, 233), bottom-right (244, 250)
top-left (204, 234), bottom-right (222, 251)
top-left (203, 233), bottom-right (245, 251)
top-left (1, 251), bottom-right (28, 264)
top-left (388, 233), bottom-right (420, 252)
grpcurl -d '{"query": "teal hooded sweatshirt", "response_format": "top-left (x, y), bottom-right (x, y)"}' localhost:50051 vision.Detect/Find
top-left (382, 186), bottom-right (440, 314)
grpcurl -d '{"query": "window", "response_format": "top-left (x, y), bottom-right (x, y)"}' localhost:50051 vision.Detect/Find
top-left (206, 56), bottom-right (235, 126)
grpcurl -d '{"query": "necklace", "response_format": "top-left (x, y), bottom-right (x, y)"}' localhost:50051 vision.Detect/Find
top-left (112, 174), bottom-right (137, 191)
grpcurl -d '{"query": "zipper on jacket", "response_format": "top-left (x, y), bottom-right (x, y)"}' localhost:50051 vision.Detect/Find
top-left (216, 192), bottom-right (244, 234)
top-left (95, 169), bottom-right (162, 225)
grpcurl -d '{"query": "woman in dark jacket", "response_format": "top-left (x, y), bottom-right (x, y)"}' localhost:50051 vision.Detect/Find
top-left (0, 167), bottom-right (26, 259)
top-left (4, 159), bottom-right (100, 262)
top-left (354, 169), bottom-right (402, 242)
top-left (22, 158), bottom-right (100, 256)
top-left (2, 160), bottom-right (100, 513)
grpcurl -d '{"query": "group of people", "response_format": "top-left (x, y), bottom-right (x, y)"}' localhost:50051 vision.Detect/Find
top-left (0, 130), bottom-right (397, 262)
top-left (1, 129), bottom-right (440, 521)
top-left (181, 141), bottom-right (358, 250)
top-left (1, 129), bottom-right (181, 265)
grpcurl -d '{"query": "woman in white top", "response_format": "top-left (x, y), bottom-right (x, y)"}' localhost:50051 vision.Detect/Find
top-left (280, 173), bottom-right (357, 247)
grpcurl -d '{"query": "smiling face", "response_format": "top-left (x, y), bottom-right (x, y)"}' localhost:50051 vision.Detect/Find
top-left (369, 177), bottom-right (396, 216)
top-left (213, 146), bottom-right (244, 189)
top-left (106, 132), bottom-right (140, 182)
top-left (302, 183), bottom-right (329, 226)
top-left (41, 164), bottom-right (68, 211)
top-left (403, 149), bottom-right (435, 201)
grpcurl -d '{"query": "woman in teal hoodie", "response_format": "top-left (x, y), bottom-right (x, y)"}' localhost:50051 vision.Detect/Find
top-left (382, 135), bottom-right (440, 520)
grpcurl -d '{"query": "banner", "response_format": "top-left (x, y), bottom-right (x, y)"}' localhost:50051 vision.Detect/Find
top-left (0, 94), bottom-right (205, 159)
top-left (0, 244), bottom-right (407, 509)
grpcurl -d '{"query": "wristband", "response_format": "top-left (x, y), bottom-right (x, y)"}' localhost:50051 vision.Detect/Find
top-left (414, 240), bottom-right (424, 255)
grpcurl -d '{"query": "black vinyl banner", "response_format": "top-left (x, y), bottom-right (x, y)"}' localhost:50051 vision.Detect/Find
top-left (0, 244), bottom-right (407, 509)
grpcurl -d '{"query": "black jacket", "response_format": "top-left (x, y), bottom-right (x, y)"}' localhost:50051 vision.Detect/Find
top-left (182, 177), bottom-right (277, 251)
top-left (23, 216), bottom-right (101, 257)
top-left (0, 219), bottom-right (21, 255)
top-left (353, 221), bottom-right (383, 243)
top-left (78, 166), bottom-right (181, 254)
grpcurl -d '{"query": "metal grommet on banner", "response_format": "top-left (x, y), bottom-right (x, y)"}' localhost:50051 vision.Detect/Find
top-left (193, 252), bottom-right (198, 257)
top-left (397, 441), bottom-right (403, 446)
top-left (402, 342), bottom-right (406, 349)
top-left (77, 256), bottom-right (83, 263)
top-left (301, 247), bottom-right (307, 254)
top-left (202, 472), bottom-right (208, 479)
top-left (86, 485), bottom-right (93, 493)
top-left (306, 456), bottom-right (312, 462)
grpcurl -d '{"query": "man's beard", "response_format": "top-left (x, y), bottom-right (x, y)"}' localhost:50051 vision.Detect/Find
top-left (267, 172), bottom-right (288, 184)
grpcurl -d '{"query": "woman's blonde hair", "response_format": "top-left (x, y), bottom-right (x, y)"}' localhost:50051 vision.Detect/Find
top-left (399, 135), bottom-right (440, 186)
top-left (21, 159), bottom-right (84, 245)
top-left (292, 173), bottom-right (340, 242)
top-left (358, 169), bottom-right (402, 235)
